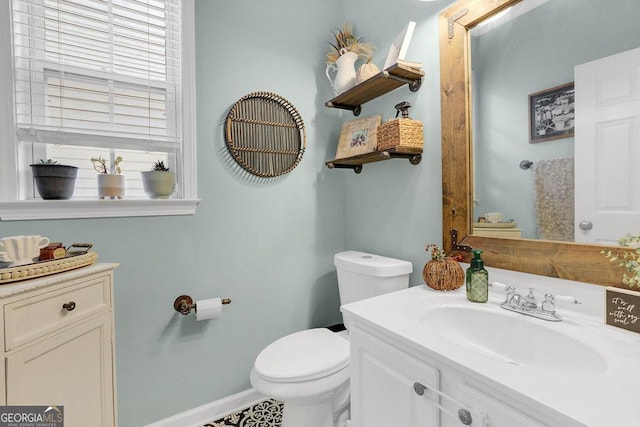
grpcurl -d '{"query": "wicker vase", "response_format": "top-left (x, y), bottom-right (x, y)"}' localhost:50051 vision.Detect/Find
top-left (423, 258), bottom-right (464, 291)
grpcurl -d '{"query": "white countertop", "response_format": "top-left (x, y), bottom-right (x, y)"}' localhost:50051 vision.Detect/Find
top-left (0, 263), bottom-right (119, 298)
top-left (342, 281), bottom-right (640, 427)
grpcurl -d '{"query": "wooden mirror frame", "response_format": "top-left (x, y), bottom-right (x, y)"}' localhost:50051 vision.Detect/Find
top-left (439, 0), bottom-right (622, 287)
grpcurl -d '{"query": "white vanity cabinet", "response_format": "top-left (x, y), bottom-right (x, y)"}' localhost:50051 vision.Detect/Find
top-left (349, 322), bottom-right (549, 427)
top-left (345, 273), bottom-right (640, 427)
top-left (0, 264), bottom-right (118, 427)
top-left (350, 326), bottom-right (440, 426)
top-left (458, 384), bottom-right (546, 427)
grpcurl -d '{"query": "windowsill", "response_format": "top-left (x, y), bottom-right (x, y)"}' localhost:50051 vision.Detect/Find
top-left (0, 198), bottom-right (200, 221)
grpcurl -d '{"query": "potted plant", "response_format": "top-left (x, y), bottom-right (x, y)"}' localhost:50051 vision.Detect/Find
top-left (30, 159), bottom-right (78, 200)
top-left (91, 156), bottom-right (125, 199)
top-left (326, 22), bottom-right (375, 65)
top-left (602, 233), bottom-right (640, 288)
top-left (422, 244), bottom-right (465, 291)
top-left (141, 160), bottom-right (175, 199)
top-left (325, 23), bottom-right (375, 94)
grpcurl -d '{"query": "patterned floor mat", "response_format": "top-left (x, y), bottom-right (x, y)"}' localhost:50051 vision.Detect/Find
top-left (203, 399), bottom-right (283, 427)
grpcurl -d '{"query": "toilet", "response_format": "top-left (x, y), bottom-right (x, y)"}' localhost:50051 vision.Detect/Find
top-left (250, 250), bottom-right (412, 427)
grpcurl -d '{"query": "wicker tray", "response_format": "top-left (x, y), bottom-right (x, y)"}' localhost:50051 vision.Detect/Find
top-left (0, 252), bottom-right (98, 284)
top-left (473, 222), bottom-right (517, 228)
top-left (225, 92), bottom-right (306, 178)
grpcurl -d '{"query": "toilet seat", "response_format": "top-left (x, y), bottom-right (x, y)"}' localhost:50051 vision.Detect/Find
top-left (254, 328), bottom-right (349, 383)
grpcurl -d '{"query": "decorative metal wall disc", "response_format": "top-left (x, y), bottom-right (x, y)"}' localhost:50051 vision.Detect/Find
top-left (224, 92), bottom-right (306, 177)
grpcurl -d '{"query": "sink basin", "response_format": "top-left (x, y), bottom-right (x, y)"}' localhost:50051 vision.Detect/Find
top-left (419, 305), bottom-right (607, 374)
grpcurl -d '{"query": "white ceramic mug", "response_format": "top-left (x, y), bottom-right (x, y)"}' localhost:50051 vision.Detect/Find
top-left (0, 235), bottom-right (50, 266)
top-left (484, 212), bottom-right (505, 223)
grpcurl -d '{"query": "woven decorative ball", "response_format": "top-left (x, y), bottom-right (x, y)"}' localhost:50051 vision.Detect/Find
top-left (422, 258), bottom-right (464, 291)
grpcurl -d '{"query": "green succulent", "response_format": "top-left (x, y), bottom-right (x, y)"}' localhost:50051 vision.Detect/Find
top-left (91, 156), bottom-right (123, 174)
top-left (152, 160), bottom-right (169, 172)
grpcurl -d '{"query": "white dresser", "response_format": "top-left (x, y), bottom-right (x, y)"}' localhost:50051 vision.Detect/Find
top-left (0, 263), bottom-right (118, 427)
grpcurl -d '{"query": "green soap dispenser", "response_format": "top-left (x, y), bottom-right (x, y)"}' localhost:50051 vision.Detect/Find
top-left (466, 249), bottom-right (488, 303)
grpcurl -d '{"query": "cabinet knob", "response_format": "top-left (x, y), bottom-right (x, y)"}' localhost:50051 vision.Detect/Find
top-left (62, 301), bottom-right (76, 312)
top-left (458, 408), bottom-right (473, 425)
top-left (413, 382), bottom-right (427, 396)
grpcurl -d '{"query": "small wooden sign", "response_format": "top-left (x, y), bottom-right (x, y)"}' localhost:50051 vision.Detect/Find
top-left (606, 287), bottom-right (640, 334)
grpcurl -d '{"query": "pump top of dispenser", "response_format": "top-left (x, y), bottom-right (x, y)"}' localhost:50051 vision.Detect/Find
top-left (394, 101), bottom-right (412, 119)
top-left (470, 249), bottom-right (484, 269)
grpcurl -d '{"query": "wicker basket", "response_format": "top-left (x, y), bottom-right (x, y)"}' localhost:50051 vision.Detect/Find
top-left (422, 258), bottom-right (464, 291)
top-left (377, 118), bottom-right (424, 150)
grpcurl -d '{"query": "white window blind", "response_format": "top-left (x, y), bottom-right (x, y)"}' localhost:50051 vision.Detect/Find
top-left (0, 0), bottom-right (197, 218)
top-left (12, 0), bottom-right (182, 152)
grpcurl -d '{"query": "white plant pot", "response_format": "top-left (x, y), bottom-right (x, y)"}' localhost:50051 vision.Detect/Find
top-left (97, 174), bottom-right (125, 199)
top-left (325, 50), bottom-right (358, 95)
top-left (141, 171), bottom-right (175, 199)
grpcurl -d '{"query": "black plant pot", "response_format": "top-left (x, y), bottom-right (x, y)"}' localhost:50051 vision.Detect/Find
top-left (30, 164), bottom-right (79, 200)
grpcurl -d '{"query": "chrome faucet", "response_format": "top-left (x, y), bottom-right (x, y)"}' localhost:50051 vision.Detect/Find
top-left (492, 282), bottom-right (581, 322)
top-left (503, 285), bottom-right (516, 305)
top-left (522, 288), bottom-right (537, 309)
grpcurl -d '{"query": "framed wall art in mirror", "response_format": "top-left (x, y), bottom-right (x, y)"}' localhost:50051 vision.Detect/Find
top-left (528, 82), bottom-right (574, 143)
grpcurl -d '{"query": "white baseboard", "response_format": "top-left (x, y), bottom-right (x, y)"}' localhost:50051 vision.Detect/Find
top-left (145, 388), bottom-right (266, 427)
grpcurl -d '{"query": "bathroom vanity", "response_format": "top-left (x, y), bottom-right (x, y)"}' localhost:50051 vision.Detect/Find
top-left (342, 267), bottom-right (640, 427)
top-left (0, 263), bottom-right (118, 426)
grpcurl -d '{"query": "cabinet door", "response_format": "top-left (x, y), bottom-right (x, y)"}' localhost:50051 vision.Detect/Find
top-left (6, 313), bottom-right (115, 427)
top-left (460, 384), bottom-right (547, 427)
top-left (350, 328), bottom-right (439, 427)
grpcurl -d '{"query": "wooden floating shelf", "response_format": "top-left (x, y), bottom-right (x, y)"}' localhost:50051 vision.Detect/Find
top-left (325, 146), bottom-right (423, 174)
top-left (325, 64), bottom-right (425, 116)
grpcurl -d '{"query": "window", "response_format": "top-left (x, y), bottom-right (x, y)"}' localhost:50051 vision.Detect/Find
top-left (0, 0), bottom-right (197, 220)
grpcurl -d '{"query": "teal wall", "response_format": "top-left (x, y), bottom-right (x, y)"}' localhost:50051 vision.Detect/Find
top-left (0, 0), bottom-right (451, 425)
top-left (341, 0), bottom-right (449, 272)
top-left (472, 0), bottom-right (640, 239)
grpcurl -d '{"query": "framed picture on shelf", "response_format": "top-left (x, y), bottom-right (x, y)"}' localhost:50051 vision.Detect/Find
top-left (383, 21), bottom-right (416, 70)
top-left (528, 82), bottom-right (575, 143)
top-left (335, 115), bottom-right (382, 160)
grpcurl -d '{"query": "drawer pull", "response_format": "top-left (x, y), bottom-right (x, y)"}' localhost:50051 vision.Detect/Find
top-left (413, 381), bottom-right (481, 426)
top-left (62, 301), bottom-right (76, 312)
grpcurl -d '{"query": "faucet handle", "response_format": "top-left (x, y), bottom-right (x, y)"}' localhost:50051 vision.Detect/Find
top-left (489, 281), bottom-right (509, 291)
top-left (553, 294), bottom-right (582, 305)
top-left (524, 288), bottom-right (537, 306)
top-left (542, 293), bottom-right (556, 312)
top-left (490, 281), bottom-right (516, 293)
top-left (504, 285), bottom-right (516, 304)
top-left (542, 293), bottom-right (581, 313)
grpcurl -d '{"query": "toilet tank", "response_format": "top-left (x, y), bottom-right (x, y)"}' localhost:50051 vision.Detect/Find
top-left (334, 251), bottom-right (412, 306)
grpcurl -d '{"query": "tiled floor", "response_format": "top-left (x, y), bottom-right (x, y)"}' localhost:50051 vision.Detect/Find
top-left (203, 399), bottom-right (283, 427)
top-left (205, 325), bottom-right (344, 426)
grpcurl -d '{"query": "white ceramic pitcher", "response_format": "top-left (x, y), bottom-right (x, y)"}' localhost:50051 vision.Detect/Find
top-left (0, 235), bottom-right (50, 266)
top-left (325, 48), bottom-right (358, 95)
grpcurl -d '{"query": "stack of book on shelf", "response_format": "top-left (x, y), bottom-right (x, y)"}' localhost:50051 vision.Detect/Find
top-left (397, 59), bottom-right (423, 72)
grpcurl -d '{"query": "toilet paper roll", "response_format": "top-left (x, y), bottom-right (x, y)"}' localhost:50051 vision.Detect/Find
top-left (195, 297), bottom-right (223, 321)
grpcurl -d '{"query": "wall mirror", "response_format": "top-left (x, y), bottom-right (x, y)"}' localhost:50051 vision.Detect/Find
top-left (439, 0), bottom-right (639, 287)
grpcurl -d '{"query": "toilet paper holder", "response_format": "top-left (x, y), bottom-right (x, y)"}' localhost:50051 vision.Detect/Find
top-left (173, 295), bottom-right (231, 316)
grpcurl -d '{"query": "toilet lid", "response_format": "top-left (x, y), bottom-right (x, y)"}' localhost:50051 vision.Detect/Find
top-left (254, 328), bottom-right (350, 383)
